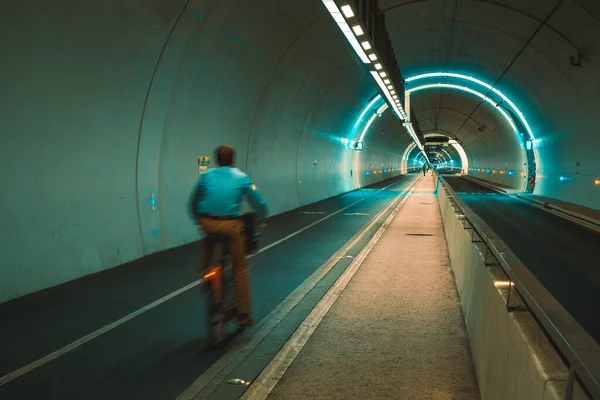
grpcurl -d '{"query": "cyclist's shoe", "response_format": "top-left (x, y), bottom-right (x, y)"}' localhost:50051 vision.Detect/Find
top-left (237, 314), bottom-right (254, 328)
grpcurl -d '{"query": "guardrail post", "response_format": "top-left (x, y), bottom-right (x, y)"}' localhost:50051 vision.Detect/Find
top-left (471, 228), bottom-right (483, 243)
top-left (564, 366), bottom-right (575, 400)
top-left (484, 247), bottom-right (499, 267)
top-left (463, 219), bottom-right (473, 231)
top-left (505, 280), bottom-right (525, 312)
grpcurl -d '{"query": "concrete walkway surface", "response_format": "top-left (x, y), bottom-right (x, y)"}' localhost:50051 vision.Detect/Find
top-left (262, 175), bottom-right (480, 399)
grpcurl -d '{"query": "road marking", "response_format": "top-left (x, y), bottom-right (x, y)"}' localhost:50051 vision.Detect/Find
top-left (240, 176), bottom-right (418, 400)
top-left (254, 178), bottom-right (410, 255)
top-left (0, 280), bottom-right (200, 387)
top-left (175, 176), bottom-right (421, 399)
top-left (0, 177), bottom-right (413, 388)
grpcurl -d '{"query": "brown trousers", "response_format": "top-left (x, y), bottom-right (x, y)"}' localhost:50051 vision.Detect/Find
top-left (199, 218), bottom-right (251, 315)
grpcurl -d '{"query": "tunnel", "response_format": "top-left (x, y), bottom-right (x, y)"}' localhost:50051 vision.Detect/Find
top-left (1, 1), bottom-right (599, 399)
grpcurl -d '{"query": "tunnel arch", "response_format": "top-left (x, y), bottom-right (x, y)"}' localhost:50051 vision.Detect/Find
top-left (381, 0), bottom-right (600, 210)
top-left (353, 72), bottom-right (530, 190)
top-left (405, 73), bottom-right (537, 191)
top-left (406, 72), bottom-right (536, 141)
top-left (401, 133), bottom-right (468, 174)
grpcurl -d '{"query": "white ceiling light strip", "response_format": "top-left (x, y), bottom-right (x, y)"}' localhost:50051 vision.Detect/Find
top-left (322, 0), bottom-right (371, 64)
top-left (370, 72), bottom-right (403, 118)
top-left (403, 123), bottom-right (424, 151)
top-left (322, 0), bottom-right (425, 157)
top-left (321, 0), bottom-right (408, 122)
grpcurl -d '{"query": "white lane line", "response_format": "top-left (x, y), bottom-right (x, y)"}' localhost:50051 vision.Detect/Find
top-left (176, 177), bottom-right (422, 400)
top-left (0, 177), bottom-right (414, 388)
top-left (240, 179), bottom-right (418, 400)
top-left (252, 178), bottom-right (409, 255)
top-left (0, 280), bottom-right (200, 387)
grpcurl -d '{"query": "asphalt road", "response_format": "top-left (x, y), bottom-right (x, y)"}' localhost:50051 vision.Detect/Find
top-left (444, 176), bottom-right (600, 344)
top-left (0, 174), bottom-right (418, 400)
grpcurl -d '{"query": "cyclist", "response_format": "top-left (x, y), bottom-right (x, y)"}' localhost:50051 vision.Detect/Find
top-left (188, 145), bottom-right (268, 328)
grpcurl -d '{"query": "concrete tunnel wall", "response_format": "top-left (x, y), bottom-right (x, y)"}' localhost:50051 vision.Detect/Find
top-left (0, 0), bottom-right (412, 302)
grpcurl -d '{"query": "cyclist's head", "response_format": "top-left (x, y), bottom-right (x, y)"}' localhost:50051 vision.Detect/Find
top-left (215, 145), bottom-right (236, 167)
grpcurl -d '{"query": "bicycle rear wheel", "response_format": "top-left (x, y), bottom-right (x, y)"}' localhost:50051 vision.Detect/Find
top-left (204, 265), bottom-right (225, 346)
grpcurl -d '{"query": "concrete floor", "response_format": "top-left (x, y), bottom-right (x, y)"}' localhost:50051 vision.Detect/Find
top-left (0, 175), bottom-right (417, 400)
top-left (268, 175), bottom-right (480, 400)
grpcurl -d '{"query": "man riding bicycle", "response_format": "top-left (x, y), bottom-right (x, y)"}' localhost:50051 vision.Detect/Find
top-left (188, 145), bottom-right (268, 328)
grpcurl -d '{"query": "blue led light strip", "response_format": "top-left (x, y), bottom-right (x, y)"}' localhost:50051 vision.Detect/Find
top-left (406, 73), bottom-right (535, 141)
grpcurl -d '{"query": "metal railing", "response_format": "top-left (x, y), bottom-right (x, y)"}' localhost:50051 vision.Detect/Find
top-left (437, 173), bottom-right (600, 400)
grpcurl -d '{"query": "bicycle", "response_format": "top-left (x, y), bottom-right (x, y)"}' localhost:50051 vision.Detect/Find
top-left (202, 213), bottom-right (261, 346)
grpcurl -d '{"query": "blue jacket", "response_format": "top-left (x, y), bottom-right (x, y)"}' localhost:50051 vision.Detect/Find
top-left (189, 167), bottom-right (268, 221)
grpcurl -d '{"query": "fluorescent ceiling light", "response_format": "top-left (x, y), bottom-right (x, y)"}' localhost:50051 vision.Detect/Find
top-left (404, 123), bottom-right (425, 152)
top-left (341, 30), bottom-right (371, 63)
top-left (374, 63), bottom-right (382, 70)
top-left (368, 53), bottom-right (377, 61)
top-left (361, 41), bottom-right (371, 50)
top-left (332, 13), bottom-right (345, 23)
top-left (321, 1), bottom-right (370, 64)
top-left (323, 1), bottom-right (338, 13)
top-left (338, 22), bottom-right (352, 32)
top-left (370, 71), bottom-right (406, 123)
top-left (341, 4), bottom-right (354, 17)
top-left (352, 25), bottom-right (364, 35)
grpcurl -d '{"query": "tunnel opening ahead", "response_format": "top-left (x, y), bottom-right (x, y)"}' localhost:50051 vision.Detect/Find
top-left (404, 73), bottom-right (538, 193)
top-left (402, 134), bottom-right (468, 175)
top-left (355, 71), bottom-right (539, 193)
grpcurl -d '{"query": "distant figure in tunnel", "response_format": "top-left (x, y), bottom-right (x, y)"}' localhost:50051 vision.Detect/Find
top-left (188, 145), bottom-right (268, 328)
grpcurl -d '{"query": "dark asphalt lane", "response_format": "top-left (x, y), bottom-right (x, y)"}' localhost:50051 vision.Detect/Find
top-left (443, 176), bottom-right (495, 194)
top-left (0, 174), bottom-right (418, 400)
top-left (444, 177), bottom-right (600, 343)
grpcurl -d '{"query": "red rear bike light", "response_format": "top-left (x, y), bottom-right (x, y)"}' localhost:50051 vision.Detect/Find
top-left (204, 267), bottom-right (222, 280)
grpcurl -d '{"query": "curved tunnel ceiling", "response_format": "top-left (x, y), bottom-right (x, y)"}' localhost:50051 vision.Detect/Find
top-left (376, 0), bottom-right (600, 209)
top-left (354, 72), bottom-right (527, 186)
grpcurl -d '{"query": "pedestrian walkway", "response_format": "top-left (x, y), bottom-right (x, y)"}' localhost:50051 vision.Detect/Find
top-left (245, 175), bottom-right (480, 399)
